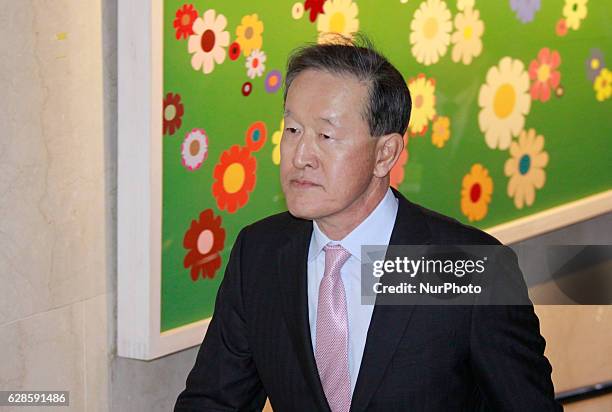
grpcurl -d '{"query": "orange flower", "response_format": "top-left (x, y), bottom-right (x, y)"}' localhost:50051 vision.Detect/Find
top-left (431, 116), bottom-right (451, 148)
top-left (183, 209), bottom-right (225, 280)
top-left (212, 145), bottom-right (257, 213)
top-left (460, 163), bottom-right (493, 222)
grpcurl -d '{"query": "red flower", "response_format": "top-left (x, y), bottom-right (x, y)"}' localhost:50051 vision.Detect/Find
top-left (163, 92), bottom-right (184, 135)
top-left (173, 4), bottom-right (198, 40)
top-left (242, 82), bottom-right (252, 96)
top-left (183, 209), bottom-right (226, 280)
top-left (229, 42), bottom-right (241, 61)
top-left (245, 121), bottom-right (267, 152)
top-left (304, 0), bottom-right (327, 23)
top-left (212, 145), bottom-right (257, 213)
top-left (555, 18), bottom-right (568, 37)
top-left (529, 48), bottom-right (561, 102)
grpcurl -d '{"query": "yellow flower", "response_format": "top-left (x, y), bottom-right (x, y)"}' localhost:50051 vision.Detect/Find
top-left (431, 116), bottom-right (450, 148)
top-left (272, 119), bottom-right (284, 165)
top-left (461, 164), bottom-right (493, 222)
top-left (317, 0), bottom-right (359, 44)
top-left (408, 74), bottom-right (436, 135)
top-left (478, 57), bottom-right (531, 150)
top-left (594, 68), bottom-right (612, 101)
top-left (409, 0), bottom-right (452, 66)
top-left (504, 129), bottom-right (549, 209)
top-left (562, 0), bottom-right (588, 30)
top-left (451, 7), bottom-right (484, 65)
top-left (236, 14), bottom-right (264, 57)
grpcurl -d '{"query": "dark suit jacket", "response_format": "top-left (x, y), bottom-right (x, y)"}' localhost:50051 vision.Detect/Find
top-left (175, 189), bottom-right (562, 411)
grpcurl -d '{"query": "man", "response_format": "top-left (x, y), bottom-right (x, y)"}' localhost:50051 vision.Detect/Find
top-left (175, 35), bottom-right (561, 411)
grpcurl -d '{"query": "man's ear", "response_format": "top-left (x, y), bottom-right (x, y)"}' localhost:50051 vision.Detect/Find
top-left (373, 132), bottom-right (405, 178)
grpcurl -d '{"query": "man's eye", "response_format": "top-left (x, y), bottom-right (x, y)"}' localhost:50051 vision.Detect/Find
top-left (321, 133), bottom-right (331, 139)
top-left (285, 127), bottom-right (298, 134)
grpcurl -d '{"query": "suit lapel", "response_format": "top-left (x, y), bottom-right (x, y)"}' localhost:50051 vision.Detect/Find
top-left (277, 218), bottom-right (331, 411)
top-left (350, 189), bottom-right (433, 412)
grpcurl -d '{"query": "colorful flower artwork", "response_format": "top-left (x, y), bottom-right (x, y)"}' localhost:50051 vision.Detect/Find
top-left (408, 74), bottom-right (437, 136)
top-left (504, 129), bottom-right (549, 209)
top-left (410, 0), bottom-right (452, 66)
top-left (163, 92), bottom-right (184, 136)
top-left (188, 9), bottom-right (230, 74)
top-left (478, 57), bottom-right (531, 150)
top-left (529, 48), bottom-right (561, 103)
top-left (212, 145), bottom-right (257, 213)
top-left (173, 4), bottom-right (198, 40)
top-left (509, 0), bottom-right (541, 24)
top-left (246, 49), bottom-right (266, 79)
top-left (317, 0), bottom-right (359, 44)
top-left (461, 164), bottom-right (493, 222)
top-left (160, 0), bottom-right (612, 331)
top-left (431, 116), bottom-right (451, 148)
top-left (236, 14), bottom-right (264, 57)
top-left (451, 5), bottom-right (484, 65)
top-left (183, 209), bottom-right (226, 280)
top-left (181, 128), bottom-right (209, 171)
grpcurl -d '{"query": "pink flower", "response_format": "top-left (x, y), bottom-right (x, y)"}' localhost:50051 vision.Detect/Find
top-left (528, 48), bottom-right (561, 102)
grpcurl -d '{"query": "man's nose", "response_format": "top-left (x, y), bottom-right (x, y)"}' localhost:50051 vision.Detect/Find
top-left (292, 133), bottom-right (318, 169)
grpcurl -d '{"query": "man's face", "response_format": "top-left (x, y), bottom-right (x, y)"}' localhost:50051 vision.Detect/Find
top-left (280, 69), bottom-right (379, 222)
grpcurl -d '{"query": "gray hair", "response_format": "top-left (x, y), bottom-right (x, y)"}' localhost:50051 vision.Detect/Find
top-left (283, 33), bottom-right (412, 137)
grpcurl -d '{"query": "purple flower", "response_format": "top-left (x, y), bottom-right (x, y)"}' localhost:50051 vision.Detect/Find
top-left (585, 49), bottom-right (605, 83)
top-left (510, 0), bottom-right (541, 23)
top-left (264, 70), bottom-right (283, 93)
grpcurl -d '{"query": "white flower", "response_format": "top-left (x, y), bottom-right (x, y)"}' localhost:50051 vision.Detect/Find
top-left (188, 9), bottom-right (230, 74)
top-left (451, 6), bottom-right (484, 65)
top-left (246, 49), bottom-right (266, 79)
top-left (181, 129), bottom-right (209, 171)
top-left (410, 0), bottom-right (452, 66)
top-left (478, 57), bottom-right (531, 150)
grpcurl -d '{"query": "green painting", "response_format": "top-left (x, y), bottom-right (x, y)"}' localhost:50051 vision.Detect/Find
top-left (161, 0), bottom-right (612, 331)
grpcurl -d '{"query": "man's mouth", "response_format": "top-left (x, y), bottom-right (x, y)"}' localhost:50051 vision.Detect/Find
top-left (290, 179), bottom-right (320, 188)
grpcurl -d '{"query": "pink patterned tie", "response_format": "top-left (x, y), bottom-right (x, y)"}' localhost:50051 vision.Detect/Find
top-left (315, 243), bottom-right (352, 412)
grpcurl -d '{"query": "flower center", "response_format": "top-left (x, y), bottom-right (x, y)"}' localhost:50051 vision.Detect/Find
top-left (537, 64), bottom-right (551, 82)
top-left (252, 58), bottom-right (259, 68)
top-left (591, 58), bottom-right (600, 70)
top-left (252, 130), bottom-right (260, 141)
top-left (329, 12), bottom-right (346, 33)
top-left (269, 75), bottom-right (278, 86)
top-left (164, 104), bottom-right (176, 121)
top-left (245, 26), bottom-right (253, 39)
top-left (470, 183), bottom-right (481, 203)
top-left (519, 154), bottom-right (531, 175)
top-left (493, 83), bottom-right (516, 119)
top-left (197, 229), bottom-right (214, 255)
top-left (201, 29), bottom-right (215, 53)
top-left (463, 25), bottom-right (473, 40)
top-left (423, 17), bottom-right (438, 39)
top-left (223, 163), bottom-right (246, 194)
top-left (181, 14), bottom-right (191, 26)
top-left (414, 94), bottom-right (424, 108)
top-left (189, 139), bottom-right (200, 156)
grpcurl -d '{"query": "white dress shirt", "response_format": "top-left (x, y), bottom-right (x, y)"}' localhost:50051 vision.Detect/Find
top-left (307, 188), bottom-right (398, 395)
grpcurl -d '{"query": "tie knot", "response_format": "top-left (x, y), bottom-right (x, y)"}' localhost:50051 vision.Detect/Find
top-left (323, 243), bottom-right (351, 277)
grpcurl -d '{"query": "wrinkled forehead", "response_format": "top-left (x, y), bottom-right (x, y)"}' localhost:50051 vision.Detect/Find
top-left (284, 69), bottom-right (370, 126)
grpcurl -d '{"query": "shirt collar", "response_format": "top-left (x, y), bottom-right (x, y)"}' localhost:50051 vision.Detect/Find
top-left (308, 188), bottom-right (399, 262)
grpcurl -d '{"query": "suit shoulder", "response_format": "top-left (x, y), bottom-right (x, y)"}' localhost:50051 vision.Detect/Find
top-left (413, 202), bottom-right (502, 245)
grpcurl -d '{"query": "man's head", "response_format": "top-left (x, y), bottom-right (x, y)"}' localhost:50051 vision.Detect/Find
top-left (280, 34), bottom-right (412, 233)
